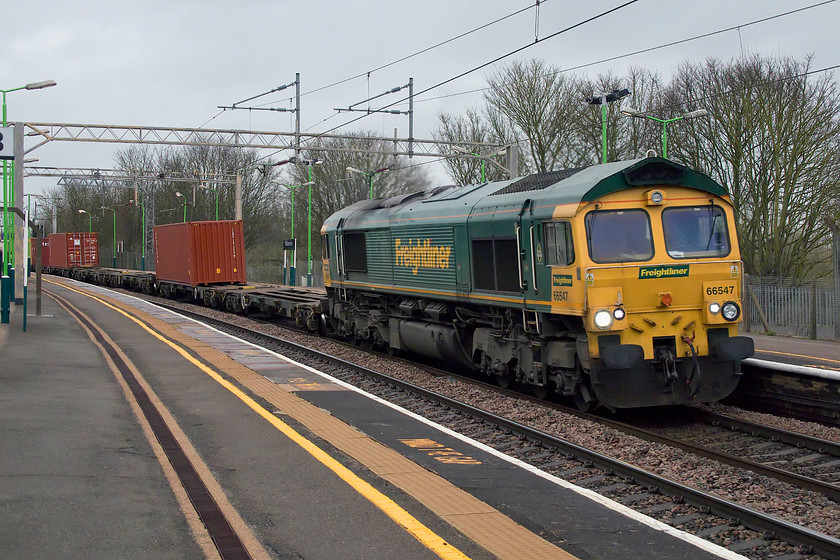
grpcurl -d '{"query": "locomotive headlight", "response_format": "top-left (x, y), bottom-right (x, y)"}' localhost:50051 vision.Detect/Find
top-left (613, 307), bottom-right (626, 321)
top-left (594, 309), bottom-right (613, 330)
top-left (709, 302), bottom-right (721, 315)
top-left (722, 301), bottom-right (741, 321)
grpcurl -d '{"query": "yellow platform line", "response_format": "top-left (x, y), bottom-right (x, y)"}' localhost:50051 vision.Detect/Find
top-left (47, 279), bottom-right (470, 560)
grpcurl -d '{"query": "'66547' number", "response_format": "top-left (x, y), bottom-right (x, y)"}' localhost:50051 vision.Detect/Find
top-left (706, 285), bottom-right (734, 296)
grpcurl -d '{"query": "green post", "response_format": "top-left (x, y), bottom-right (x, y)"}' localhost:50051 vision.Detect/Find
top-left (214, 188), bottom-right (219, 221)
top-left (307, 167), bottom-right (313, 284)
top-left (102, 206), bottom-right (116, 268)
top-left (601, 104), bottom-right (608, 164)
top-left (0, 80), bottom-right (56, 301)
top-left (140, 201), bottom-right (146, 271)
top-left (621, 108), bottom-right (708, 160)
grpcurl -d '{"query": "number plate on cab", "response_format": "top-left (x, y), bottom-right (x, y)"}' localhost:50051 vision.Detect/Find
top-left (702, 280), bottom-right (739, 324)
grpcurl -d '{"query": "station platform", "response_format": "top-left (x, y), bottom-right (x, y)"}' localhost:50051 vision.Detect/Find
top-left (1, 277), bottom-right (746, 560)
top-left (748, 333), bottom-right (840, 372)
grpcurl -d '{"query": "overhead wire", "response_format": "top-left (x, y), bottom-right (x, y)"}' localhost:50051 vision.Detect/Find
top-left (399, 61), bottom-right (840, 176)
top-left (252, 0), bottom-right (639, 164)
top-left (415, 0), bottom-right (838, 105)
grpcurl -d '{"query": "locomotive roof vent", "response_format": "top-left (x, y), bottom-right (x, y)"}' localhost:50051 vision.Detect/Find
top-left (623, 160), bottom-right (687, 186)
top-left (490, 167), bottom-right (587, 196)
top-left (380, 191), bottom-right (425, 208)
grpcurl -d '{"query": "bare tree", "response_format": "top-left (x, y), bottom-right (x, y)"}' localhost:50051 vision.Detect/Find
top-left (434, 108), bottom-right (508, 185)
top-left (670, 54), bottom-right (840, 277)
top-left (279, 132), bottom-right (431, 260)
top-left (484, 59), bottom-right (583, 173)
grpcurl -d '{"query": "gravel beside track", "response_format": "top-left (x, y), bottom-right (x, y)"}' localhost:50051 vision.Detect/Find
top-left (120, 290), bottom-right (840, 552)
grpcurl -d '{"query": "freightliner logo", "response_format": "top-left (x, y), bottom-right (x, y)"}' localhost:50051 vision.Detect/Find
top-left (638, 265), bottom-right (690, 279)
top-left (394, 238), bottom-right (452, 275)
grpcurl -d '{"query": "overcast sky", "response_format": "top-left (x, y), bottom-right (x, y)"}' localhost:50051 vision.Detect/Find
top-left (5, 0), bottom-right (837, 197)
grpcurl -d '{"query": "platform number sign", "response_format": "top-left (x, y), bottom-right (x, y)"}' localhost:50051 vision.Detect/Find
top-left (0, 127), bottom-right (13, 160)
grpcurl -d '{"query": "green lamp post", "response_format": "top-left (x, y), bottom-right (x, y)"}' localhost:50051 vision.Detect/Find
top-left (175, 191), bottom-right (189, 222)
top-left (198, 183), bottom-right (220, 220)
top-left (271, 179), bottom-right (314, 286)
top-left (621, 107), bottom-right (708, 159)
top-left (101, 206), bottom-right (116, 267)
top-left (346, 165), bottom-right (391, 200)
top-left (300, 158), bottom-right (322, 285)
top-left (452, 146), bottom-right (508, 183)
top-left (0, 79), bottom-right (56, 324)
top-left (586, 88), bottom-right (630, 164)
top-left (78, 209), bottom-right (92, 233)
top-left (128, 199), bottom-right (146, 271)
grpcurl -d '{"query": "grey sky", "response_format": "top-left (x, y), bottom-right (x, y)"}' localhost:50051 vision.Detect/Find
top-left (5, 0), bottom-right (837, 197)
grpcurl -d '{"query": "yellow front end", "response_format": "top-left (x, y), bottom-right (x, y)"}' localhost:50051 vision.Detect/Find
top-left (584, 261), bottom-right (743, 361)
top-left (567, 185), bottom-right (753, 407)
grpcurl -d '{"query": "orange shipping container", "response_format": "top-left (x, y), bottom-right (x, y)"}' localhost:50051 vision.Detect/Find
top-left (48, 233), bottom-right (98, 268)
top-left (29, 237), bottom-right (51, 267)
top-left (153, 220), bottom-right (247, 286)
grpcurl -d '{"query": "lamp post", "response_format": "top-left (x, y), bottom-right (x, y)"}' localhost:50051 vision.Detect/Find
top-left (347, 166), bottom-right (391, 199)
top-left (621, 107), bottom-right (708, 159)
top-left (175, 191), bottom-right (189, 222)
top-left (127, 199), bottom-right (146, 271)
top-left (101, 206), bottom-right (116, 268)
top-left (198, 183), bottom-right (220, 220)
top-left (300, 158), bottom-right (322, 285)
top-left (586, 88), bottom-right (630, 164)
top-left (452, 146), bottom-right (508, 183)
top-left (270, 179), bottom-right (314, 286)
top-left (78, 209), bottom-right (92, 233)
top-left (1, 79), bottom-right (56, 325)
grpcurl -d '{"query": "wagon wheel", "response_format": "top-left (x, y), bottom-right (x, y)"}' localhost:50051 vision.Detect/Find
top-left (573, 390), bottom-right (591, 412)
top-left (532, 384), bottom-right (549, 400)
top-left (496, 371), bottom-right (513, 389)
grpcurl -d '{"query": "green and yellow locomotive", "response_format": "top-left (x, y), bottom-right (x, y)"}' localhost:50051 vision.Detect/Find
top-left (321, 157), bottom-right (754, 409)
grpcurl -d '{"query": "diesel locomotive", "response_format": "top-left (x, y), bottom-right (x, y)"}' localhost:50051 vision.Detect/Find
top-left (320, 157), bottom-right (755, 410)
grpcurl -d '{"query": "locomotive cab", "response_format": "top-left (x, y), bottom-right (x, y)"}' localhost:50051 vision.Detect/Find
top-left (574, 167), bottom-right (754, 408)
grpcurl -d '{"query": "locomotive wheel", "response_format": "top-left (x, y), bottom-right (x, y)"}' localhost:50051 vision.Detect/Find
top-left (573, 389), bottom-right (592, 412)
top-left (496, 373), bottom-right (512, 389)
top-left (532, 385), bottom-right (549, 400)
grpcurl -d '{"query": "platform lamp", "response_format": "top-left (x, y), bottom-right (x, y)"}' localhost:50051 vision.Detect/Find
top-left (100, 206), bottom-right (117, 267)
top-left (452, 146), bottom-right (508, 183)
top-left (175, 191), bottom-right (189, 222)
top-left (586, 88), bottom-right (630, 164)
top-left (300, 158), bottom-right (323, 286)
top-left (78, 209), bottom-right (92, 233)
top-left (620, 107), bottom-right (708, 159)
top-left (197, 183), bottom-right (220, 220)
top-left (346, 166), bottom-right (391, 200)
top-left (269, 179), bottom-right (314, 287)
top-left (0, 79), bottom-right (56, 325)
top-left (127, 199), bottom-right (146, 271)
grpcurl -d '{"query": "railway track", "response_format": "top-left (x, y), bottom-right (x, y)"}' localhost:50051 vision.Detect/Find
top-left (151, 299), bottom-right (840, 560)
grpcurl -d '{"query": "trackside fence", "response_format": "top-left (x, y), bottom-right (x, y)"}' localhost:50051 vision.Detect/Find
top-left (743, 276), bottom-right (839, 340)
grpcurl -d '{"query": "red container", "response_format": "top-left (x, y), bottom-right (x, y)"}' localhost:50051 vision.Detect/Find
top-left (30, 237), bottom-right (51, 267)
top-left (154, 220), bottom-right (246, 286)
top-left (48, 232), bottom-right (98, 268)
